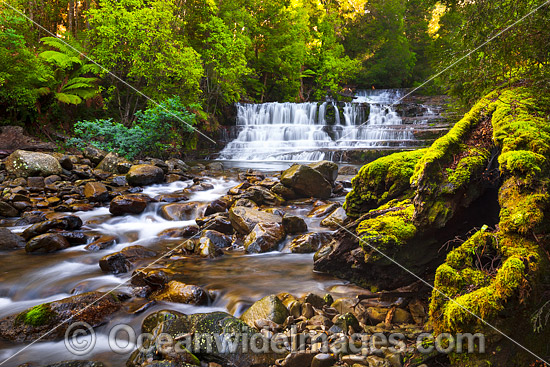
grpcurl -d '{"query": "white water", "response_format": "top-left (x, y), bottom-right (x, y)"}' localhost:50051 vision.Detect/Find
top-left (219, 89), bottom-right (415, 161)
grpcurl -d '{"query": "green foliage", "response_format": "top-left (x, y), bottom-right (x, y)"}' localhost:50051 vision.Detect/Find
top-left (70, 97), bottom-right (198, 159)
top-left (16, 304), bottom-right (54, 327)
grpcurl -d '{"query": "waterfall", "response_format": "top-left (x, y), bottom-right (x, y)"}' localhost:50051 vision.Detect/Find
top-left (218, 89), bottom-right (419, 162)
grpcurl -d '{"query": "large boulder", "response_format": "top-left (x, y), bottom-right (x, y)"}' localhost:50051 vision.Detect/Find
top-left (320, 207), bottom-right (347, 229)
top-left (22, 215), bottom-right (83, 240)
top-left (244, 222), bottom-right (285, 253)
top-left (109, 194), bottom-right (153, 216)
top-left (282, 214), bottom-right (308, 234)
top-left (307, 160), bottom-right (339, 184)
top-left (126, 164), bottom-right (164, 186)
top-left (0, 292), bottom-right (124, 342)
top-left (25, 233), bottom-right (71, 253)
top-left (5, 150), bottom-right (62, 178)
top-left (280, 164), bottom-right (332, 199)
top-left (128, 311), bottom-right (281, 367)
top-left (240, 295), bottom-right (290, 328)
top-left (228, 206), bottom-right (282, 235)
top-left (0, 228), bottom-right (25, 250)
top-left (83, 146), bottom-right (107, 165)
top-left (96, 152), bottom-right (129, 173)
top-left (99, 245), bottom-right (157, 274)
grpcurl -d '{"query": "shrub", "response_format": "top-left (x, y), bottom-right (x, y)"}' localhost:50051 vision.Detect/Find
top-left (69, 97), bottom-right (199, 159)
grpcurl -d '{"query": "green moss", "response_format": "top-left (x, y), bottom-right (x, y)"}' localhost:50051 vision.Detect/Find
top-left (16, 304), bottom-right (54, 327)
top-left (344, 149), bottom-right (426, 217)
top-left (446, 150), bottom-right (490, 191)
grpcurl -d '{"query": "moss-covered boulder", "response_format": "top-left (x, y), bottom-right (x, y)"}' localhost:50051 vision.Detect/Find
top-left (0, 292), bottom-right (124, 342)
top-left (6, 150), bottom-right (62, 178)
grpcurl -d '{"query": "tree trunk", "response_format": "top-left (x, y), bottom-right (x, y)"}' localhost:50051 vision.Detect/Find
top-left (68, 0), bottom-right (75, 36)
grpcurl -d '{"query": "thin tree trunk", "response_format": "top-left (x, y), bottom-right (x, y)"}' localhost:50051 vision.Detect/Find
top-left (68, 0), bottom-right (74, 35)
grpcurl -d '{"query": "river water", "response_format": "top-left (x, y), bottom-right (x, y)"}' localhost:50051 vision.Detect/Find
top-left (0, 162), bottom-right (360, 367)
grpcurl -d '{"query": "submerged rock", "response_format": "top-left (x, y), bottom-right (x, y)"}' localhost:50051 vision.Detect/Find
top-left (161, 202), bottom-right (199, 221)
top-left (0, 291), bottom-right (124, 342)
top-left (99, 245), bottom-right (157, 274)
top-left (6, 150), bottom-right (62, 178)
top-left (0, 228), bottom-right (25, 250)
top-left (152, 281), bottom-right (210, 305)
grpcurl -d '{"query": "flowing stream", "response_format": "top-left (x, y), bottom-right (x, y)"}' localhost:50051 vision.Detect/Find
top-left (0, 165), bottom-right (356, 367)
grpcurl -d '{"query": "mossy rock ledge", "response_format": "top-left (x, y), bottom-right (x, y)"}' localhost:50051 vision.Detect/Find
top-left (314, 87), bottom-right (550, 366)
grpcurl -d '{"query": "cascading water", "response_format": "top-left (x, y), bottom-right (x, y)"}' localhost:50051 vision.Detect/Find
top-left (218, 89), bottom-right (418, 161)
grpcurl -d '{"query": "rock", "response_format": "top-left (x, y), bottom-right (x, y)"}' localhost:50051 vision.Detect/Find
top-left (320, 207), bottom-right (347, 229)
top-left (96, 152), bottom-right (129, 173)
top-left (195, 213), bottom-right (234, 234)
top-left (244, 222), bottom-right (285, 253)
top-left (367, 356), bottom-right (391, 367)
top-left (408, 299), bottom-right (426, 324)
top-left (303, 293), bottom-right (326, 309)
top-left (392, 308), bottom-right (412, 324)
top-left (99, 245), bottom-right (157, 274)
top-left (311, 353), bottom-right (335, 367)
top-left (289, 232), bottom-right (332, 253)
top-left (25, 233), bottom-right (71, 253)
top-left (206, 162), bottom-right (224, 171)
top-left (111, 175), bottom-right (127, 187)
top-left (232, 198), bottom-right (259, 208)
top-left (109, 194), bottom-right (152, 216)
top-left (309, 202), bottom-right (339, 217)
top-left (204, 199), bottom-right (228, 216)
top-left (158, 226), bottom-right (199, 238)
top-left (241, 295), bottom-right (289, 328)
top-left (199, 230), bottom-right (232, 248)
top-left (131, 311), bottom-right (279, 367)
top-left (282, 214), bottom-right (308, 234)
top-left (58, 155), bottom-right (74, 171)
top-left (271, 183), bottom-right (297, 200)
top-left (0, 228), bottom-right (25, 250)
top-left (0, 126), bottom-right (55, 151)
top-left (301, 302), bottom-right (314, 319)
top-left (131, 267), bottom-right (173, 288)
top-left (332, 312), bottom-right (360, 333)
top-left (157, 193), bottom-right (189, 203)
top-left (44, 361), bottom-right (106, 367)
top-left (280, 164), bottom-right (332, 199)
top-left (160, 202), bottom-right (199, 221)
top-left (126, 164), bottom-right (164, 186)
top-left (229, 206), bottom-right (282, 235)
top-left (83, 146), bottom-right (107, 164)
top-left (84, 235), bottom-right (117, 251)
top-left (0, 291), bottom-right (124, 342)
top-left (84, 181), bottom-right (109, 202)
top-left (58, 231), bottom-right (89, 246)
top-left (307, 160), bottom-right (339, 184)
top-left (5, 150), bottom-right (62, 177)
top-left (341, 355), bottom-right (369, 366)
top-left (239, 185), bottom-right (284, 206)
top-left (22, 216), bottom-right (83, 240)
top-left (280, 352), bottom-right (315, 367)
top-left (338, 165), bottom-right (359, 175)
top-left (152, 281), bottom-right (209, 305)
top-left (45, 174), bottom-right (61, 185)
top-left (196, 236), bottom-right (223, 258)
top-left (166, 158), bottom-right (189, 172)
top-left (27, 176), bottom-right (45, 191)
top-left (0, 201), bottom-right (18, 217)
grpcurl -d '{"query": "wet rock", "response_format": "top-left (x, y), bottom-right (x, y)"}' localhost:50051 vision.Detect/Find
top-left (338, 165), bottom-right (359, 176)
top-left (303, 293), bottom-right (326, 309)
top-left (109, 194), bottom-right (152, 216)
top-left (165, 158), bottom-right (189, 172)
top-left (22, 216), bottom-right (83, 240)
top-left (204, 199), bottom-right (228, 216)
top-left (158, 226), bottom-right (199, 238)
top-left (83, 146), bottom-right (107, 165)
top-left (132, 267), bottom-right (173, 288)
top-left (232, 198), bottom-right (259, 208)
top-left (25, 233), bottom-right (71, 253)
top-left (408, 299), bottom-right (427, 324)
top-left (84, 235), bottom-right (117, 251)
top-left (152, 281), bottom-right (210, 305)
top-left (6, 150), bottom-right (62, 178)
top-left (132, 311), bottom-right (279, 367)
top-left (99, 245), bottom-right (157, 274)
top-left (160, 202), bottom-right (199, 221)
top-left (199, 230), bottom-right (232, 248)
top-left (282, 214), bottom-right (308, 234)
top-left (58, 155), bottom-right (75, 171)
top-left (18, 210), bottom-right (47, 225)
top-left (0, 201), bottom-right (18, 217)
top-left (244, 222), bottom-right (285, 253)
top-left (111, 175), bottom-right (128, 187)
top-left (241, 295), bottom-right (289, 328)
top-left (308, 202), bottom-right (339, 217)
top-left (332, 312), bottom-right (360, 333)
top-left (44, 174), bottom-right (62, 185)
top-left (228, 182), bottom-right (252, 195)
top-left (0, 291), bottom-right (124, 342)
top-left (311, 353), bottom-right (335, 367)
top-left (307, 160), bottom-right (338, 184)
top-left (195, 213), bottom-right (234, 234)
top-left (27, 176), bottom-right (45, 191)
top-left (229, 206), bottom-right (282, 235)
top-left (58, 231), bottom-right (89, 246)
top-left (157, 193), bottom-right (189, 203)
top-left (0, 228), bottom-right (25, 250)
top-left (126, 164), bottom-right (164, 186)
top-left (279, 352), bottom-right (315, 367)
top-left (206, 162), bottom-right (224, 171)
top-left (367, 356), bottom-right (391, 367)
top-left (320, 207), bottom-right (347, 229)
top-left (280, 164), bottom-right (332, 199)
top-left (341, 355), bottom-right (369, 366)
top-left (44, 361), bottom-right (106, 367)
top-left (239, 185), bottom-right (284, 206)
top-left (196, 236), bottom-right (223, 258)
top-left (84, 181), bottom-right (109, 202)
top-left (289, 232), bottom-right (332, 253)
top-left (96, 152), bottom-right (129, 173)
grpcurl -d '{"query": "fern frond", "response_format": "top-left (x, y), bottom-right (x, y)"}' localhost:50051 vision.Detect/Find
top-left (55, 92), bottom-right (82, 105)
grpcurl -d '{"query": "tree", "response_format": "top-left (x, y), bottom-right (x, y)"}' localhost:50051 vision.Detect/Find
top-left (86, 0), bottom-right (204, 123)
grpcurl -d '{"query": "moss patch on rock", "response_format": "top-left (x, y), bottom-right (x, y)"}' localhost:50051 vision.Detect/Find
top-left (16, 304), bottom-right (54, 327)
